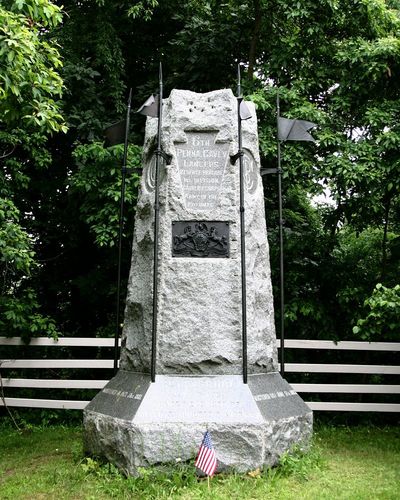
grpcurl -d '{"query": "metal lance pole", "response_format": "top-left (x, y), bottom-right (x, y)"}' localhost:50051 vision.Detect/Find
top-left (270, 90), bottom-right (316, 377)
top-left (113, 88), bottom-right (132, 374)
top-left (151, 63), bottom-right (163, 383)
top-left (237, 65), bottom-right (248, 384)
top-left (276, 89), bottom-right (285, 378)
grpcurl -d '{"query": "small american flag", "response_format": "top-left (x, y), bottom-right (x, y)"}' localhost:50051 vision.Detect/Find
top-left (195, 431), bottom-right (217, 477)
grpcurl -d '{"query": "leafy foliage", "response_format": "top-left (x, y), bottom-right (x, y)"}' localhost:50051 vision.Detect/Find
top-left (0, 198), bottom-right (35, 277)
top-left (0, 0), bottom-right (66, 132)
top-left (1, 0), bottom-right (399, 343)
top-left (0, 0), bottom-right (66, 339)
top-left (0, 194), bottom-right (59, 340)
top-left (70, 142), bottom-right (141, 247)
top-left (353, 283), bottom-right (400, 340)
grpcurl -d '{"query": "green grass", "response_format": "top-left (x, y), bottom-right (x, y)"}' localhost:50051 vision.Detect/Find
top-left (0, 424), bottom-right (399, 499)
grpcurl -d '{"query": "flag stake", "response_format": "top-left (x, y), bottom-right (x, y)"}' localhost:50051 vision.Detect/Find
top-left (113, 88), bottom-right (132, 374)
top-left (207, 476), bottom-right (210, 490)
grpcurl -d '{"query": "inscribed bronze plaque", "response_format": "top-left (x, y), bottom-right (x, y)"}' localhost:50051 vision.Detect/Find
top-left (172, 221), bottom-right (229, 258)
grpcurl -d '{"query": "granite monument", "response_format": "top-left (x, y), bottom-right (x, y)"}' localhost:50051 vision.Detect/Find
top-left (83, 88), bottom-right (312, 475)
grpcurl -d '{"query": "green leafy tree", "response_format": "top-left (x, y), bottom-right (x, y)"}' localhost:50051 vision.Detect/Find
top-left (0, 0), bottom-right (66, 338)
top-left (4, 0), bottom-right (398, 342)
top-left (249, 0), bottom-right (400, 339)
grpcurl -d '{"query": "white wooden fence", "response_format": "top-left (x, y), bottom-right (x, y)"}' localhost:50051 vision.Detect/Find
top-left (1, 337), bottom-right (399, 412)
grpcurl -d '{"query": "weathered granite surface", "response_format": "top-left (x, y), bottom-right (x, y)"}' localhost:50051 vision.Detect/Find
top-left (119, 89), bottom-right (277, 375)
top-left (84, 89), bottom-right (312, 474)
top-left (84, 372), bottom-right (312, 475)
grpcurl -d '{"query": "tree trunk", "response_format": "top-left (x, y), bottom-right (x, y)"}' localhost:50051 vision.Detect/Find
top-left (248, 0), bottom-right (262, 79)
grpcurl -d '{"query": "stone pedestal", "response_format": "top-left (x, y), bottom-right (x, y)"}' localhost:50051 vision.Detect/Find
top-left (84, 372), bottom-right (311, 475)
top-left (84, 89), bottom-right (312, 474)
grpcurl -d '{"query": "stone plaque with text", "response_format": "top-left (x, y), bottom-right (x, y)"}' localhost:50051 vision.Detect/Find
top-left (175, 131), bottom-right (229, 211)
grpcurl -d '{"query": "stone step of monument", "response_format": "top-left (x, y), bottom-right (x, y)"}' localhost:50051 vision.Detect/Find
top-left (84, 371), bottom-right (312, 475)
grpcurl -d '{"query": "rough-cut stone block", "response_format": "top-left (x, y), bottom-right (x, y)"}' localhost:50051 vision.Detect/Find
top-left (84, 372), bottom-right (312, 475)
top-left (120, 89), bottom-right (277, 375)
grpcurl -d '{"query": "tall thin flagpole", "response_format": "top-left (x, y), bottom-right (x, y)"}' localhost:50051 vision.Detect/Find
top-left (237, 65), bottom-right (248, 384)
top-left (114, 88), bottom-right (132, 374)
top-left (151, 63), bottom-right (163, 383)
top-left (276, 89), bottom-right (285, 378)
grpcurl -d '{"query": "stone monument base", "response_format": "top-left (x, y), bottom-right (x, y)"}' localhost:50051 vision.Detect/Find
top-left (84, 371), bottom-right (312, 475)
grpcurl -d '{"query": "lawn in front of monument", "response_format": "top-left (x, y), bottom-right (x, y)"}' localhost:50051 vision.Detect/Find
top-left (0, 424), bottom-right (399, 499)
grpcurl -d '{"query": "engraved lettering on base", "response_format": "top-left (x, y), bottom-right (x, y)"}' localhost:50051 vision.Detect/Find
top-left (172, 221), bottom-right (229, 258)
top-left (174, 132), bottom-right (229, 211)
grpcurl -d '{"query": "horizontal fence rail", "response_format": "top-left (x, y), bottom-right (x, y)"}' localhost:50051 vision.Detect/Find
top-left (1, 359), bottom-right (399, 374)
top-left (2, 337), bottom-right (399, 350)
top-left (1, 337), bottom-right (399, 412)
top-left (1, 399), bottom-right (399, 412)
top-left (1, 380), bottom-right (399, 393)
